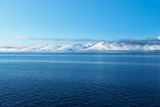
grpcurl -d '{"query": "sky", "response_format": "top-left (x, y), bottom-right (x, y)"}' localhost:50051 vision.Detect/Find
top-left (0, 0), bottom-right (160, 46)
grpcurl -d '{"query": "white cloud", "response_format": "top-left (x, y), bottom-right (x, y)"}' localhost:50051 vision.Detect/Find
top-left (14, 36), bottom-right (99, 42)
top-left (15, 36), bottom-right (30, 40)
top-left (0, 37), bottom-right (5, 40)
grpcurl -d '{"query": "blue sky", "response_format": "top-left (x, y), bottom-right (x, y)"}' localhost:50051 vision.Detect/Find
top-left (0, 0), bottom-right (160, 46)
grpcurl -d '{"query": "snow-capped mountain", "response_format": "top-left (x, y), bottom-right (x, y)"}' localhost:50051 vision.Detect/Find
top-left (0, 40), bottom-right (160, 52)
top-left (54, 44), bottom-right (85, 52)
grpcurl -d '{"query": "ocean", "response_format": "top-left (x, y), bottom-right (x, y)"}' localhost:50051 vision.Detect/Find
top-left (0, 53), bottom-right (160, 107)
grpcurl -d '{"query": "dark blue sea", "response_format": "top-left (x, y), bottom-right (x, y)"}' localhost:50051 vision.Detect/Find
top-left (0, 53), bottom-right (160, 107)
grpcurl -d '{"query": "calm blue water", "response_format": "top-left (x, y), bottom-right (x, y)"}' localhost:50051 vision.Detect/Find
top-left (0, 53), bottom-right (160, 107)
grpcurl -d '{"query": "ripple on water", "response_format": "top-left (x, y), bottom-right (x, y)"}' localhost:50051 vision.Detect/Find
top-left (0, 53), bottom-right (160, 106)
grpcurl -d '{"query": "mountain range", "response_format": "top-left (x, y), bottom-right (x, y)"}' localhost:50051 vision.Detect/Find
top-left (1, 40), bottom-right (160, 52)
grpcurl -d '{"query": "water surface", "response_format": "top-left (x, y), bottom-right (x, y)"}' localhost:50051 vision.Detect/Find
top-left (0, 53), bottom-right (160, 107)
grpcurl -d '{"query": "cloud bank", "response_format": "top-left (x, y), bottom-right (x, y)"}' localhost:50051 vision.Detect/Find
top-left (1, 38), bottom-right (160, 52)
top-left (15, 36), bottom-right (99, 42)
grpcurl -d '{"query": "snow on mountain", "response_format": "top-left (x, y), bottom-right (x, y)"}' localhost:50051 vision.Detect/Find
top-left (0, 40), bottom-right (160, 52)
top-left (19, 45), bottom-right (44, 52)
top-left (86, 41), bottom-right (112, 51)
top-left (38, 44), bottom-right (59, 52)
top-left (83, 42), bottom-right (93, 48)
top-left (85, 41), bottom-right (130, 51)
top-left (55, 43), bottom-right (86, 52)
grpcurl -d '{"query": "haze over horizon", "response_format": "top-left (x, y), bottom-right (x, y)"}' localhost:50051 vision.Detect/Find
top-left (0, 0), bottom-right (160, 46)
